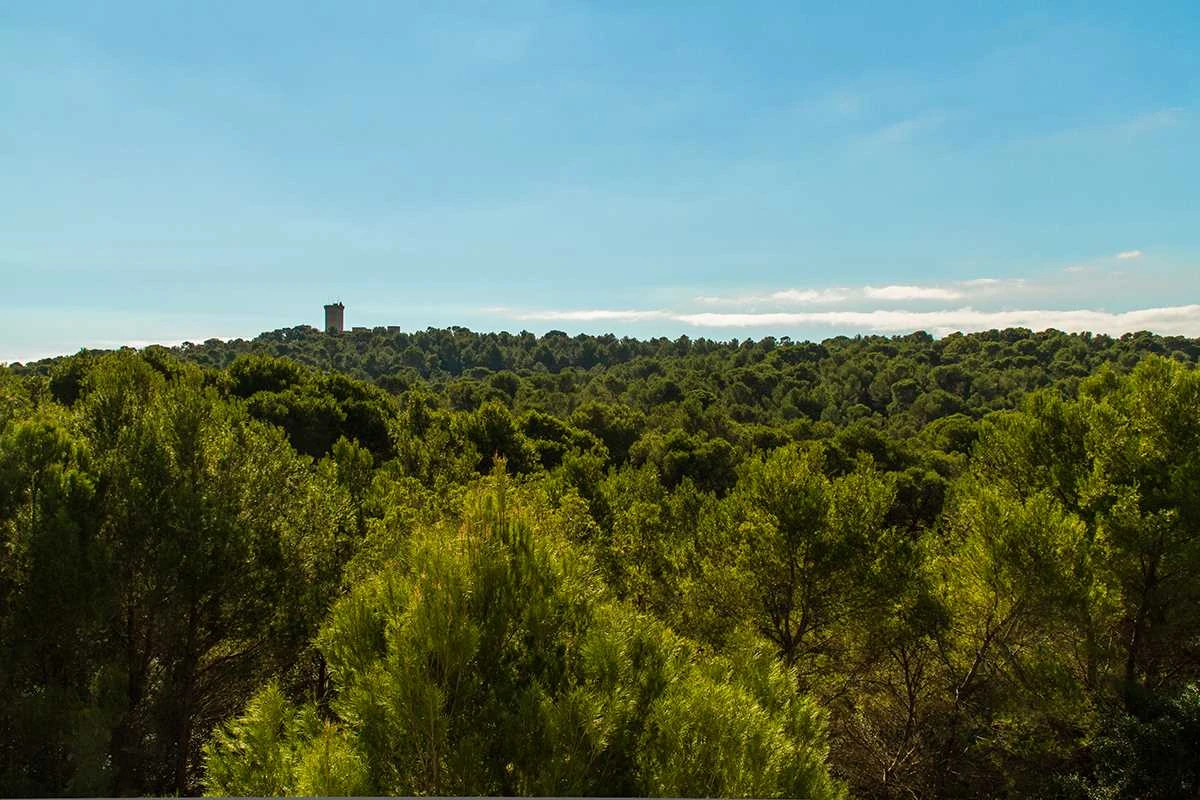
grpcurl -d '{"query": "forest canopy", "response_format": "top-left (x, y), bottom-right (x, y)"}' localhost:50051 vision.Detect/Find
top-left (2, 326), bottom-right (1198, 798)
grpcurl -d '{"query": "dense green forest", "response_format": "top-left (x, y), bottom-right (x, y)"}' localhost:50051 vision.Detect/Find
top-left (2, 326), bottom-right (1199, 798)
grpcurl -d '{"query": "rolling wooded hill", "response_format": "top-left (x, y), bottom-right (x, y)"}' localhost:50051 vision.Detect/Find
top-left (2, 326), bottom-right (1198, 798)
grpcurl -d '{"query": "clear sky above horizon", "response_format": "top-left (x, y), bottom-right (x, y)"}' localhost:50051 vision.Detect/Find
top-left (3, 1), bottom-right (1198, 362)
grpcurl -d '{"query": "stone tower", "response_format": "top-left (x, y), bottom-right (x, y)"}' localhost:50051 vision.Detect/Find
top-left (324, 301), bottom-right (345, 333)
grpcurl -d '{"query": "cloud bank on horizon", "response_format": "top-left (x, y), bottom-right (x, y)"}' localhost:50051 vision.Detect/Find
top-left (488, 267), bottom-right (1200, 338)
top-left (493, 304), bottom-right (1200, 338)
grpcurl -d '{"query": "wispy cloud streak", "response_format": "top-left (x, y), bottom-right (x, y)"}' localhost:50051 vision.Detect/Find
top-left (691, 278), bottom-right (1022, 308)
top-left (489, 307), bottom-right (670, 322)
top-left (864, 285), bottom-right (962, 301)
top-left (694, 288), bottom-right (848, 306)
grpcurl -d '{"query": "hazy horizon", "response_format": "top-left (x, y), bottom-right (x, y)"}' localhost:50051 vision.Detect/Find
top-left (8, 305), bottom-right (1200, 367)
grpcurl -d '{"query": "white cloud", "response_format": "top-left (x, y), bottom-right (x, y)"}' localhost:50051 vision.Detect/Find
top-left (960, 277), bottom-right (1028, 290)
top-left (767, 288), bottom-right (849, 304)
top-left (692, 279), bottom-right (1019, 308)
top-left (1116, 249), bottom-right (1144, 260)
top-left (693, 288), bottom-right (848, 306)
top-left (672, 305), bottom-right (1200, 336)
top-left (500, 305), bottom-right (1200, 338)
top-left (504, 308), bottom-right (670, 322)
top-left (864, 285), bottom-right (963, 301)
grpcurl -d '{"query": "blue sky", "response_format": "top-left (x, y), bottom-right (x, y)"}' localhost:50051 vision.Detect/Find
top-left (3, 1), bottom-right (1198, 362)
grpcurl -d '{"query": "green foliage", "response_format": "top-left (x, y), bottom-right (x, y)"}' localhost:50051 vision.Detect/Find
top-left (571, 400), bottom-right (646, 465)
top-left (712, 444), bottom-right (900, 669)
top-left (0, 351), bottom-right (356, 795)
top-left (1072, 685), bottom-right (1200, 799)
top-left (202, 476), bottom-right (844, 799)
top-left (456, 399), bottom-right (539, 474)
top-left (202, 683), bottom-right (369, 796)
top-left (2, 333), bottom-right (1198, 799)
top-left (629, 428), bottom-right (737, 494)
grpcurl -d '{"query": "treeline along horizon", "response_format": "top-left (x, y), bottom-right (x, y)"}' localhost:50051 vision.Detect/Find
top-left (2, 326), bottom-right (1198, 798)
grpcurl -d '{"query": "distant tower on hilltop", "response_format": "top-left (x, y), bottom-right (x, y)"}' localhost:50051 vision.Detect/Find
top-left (324, 301), bottom-right (345, 333)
